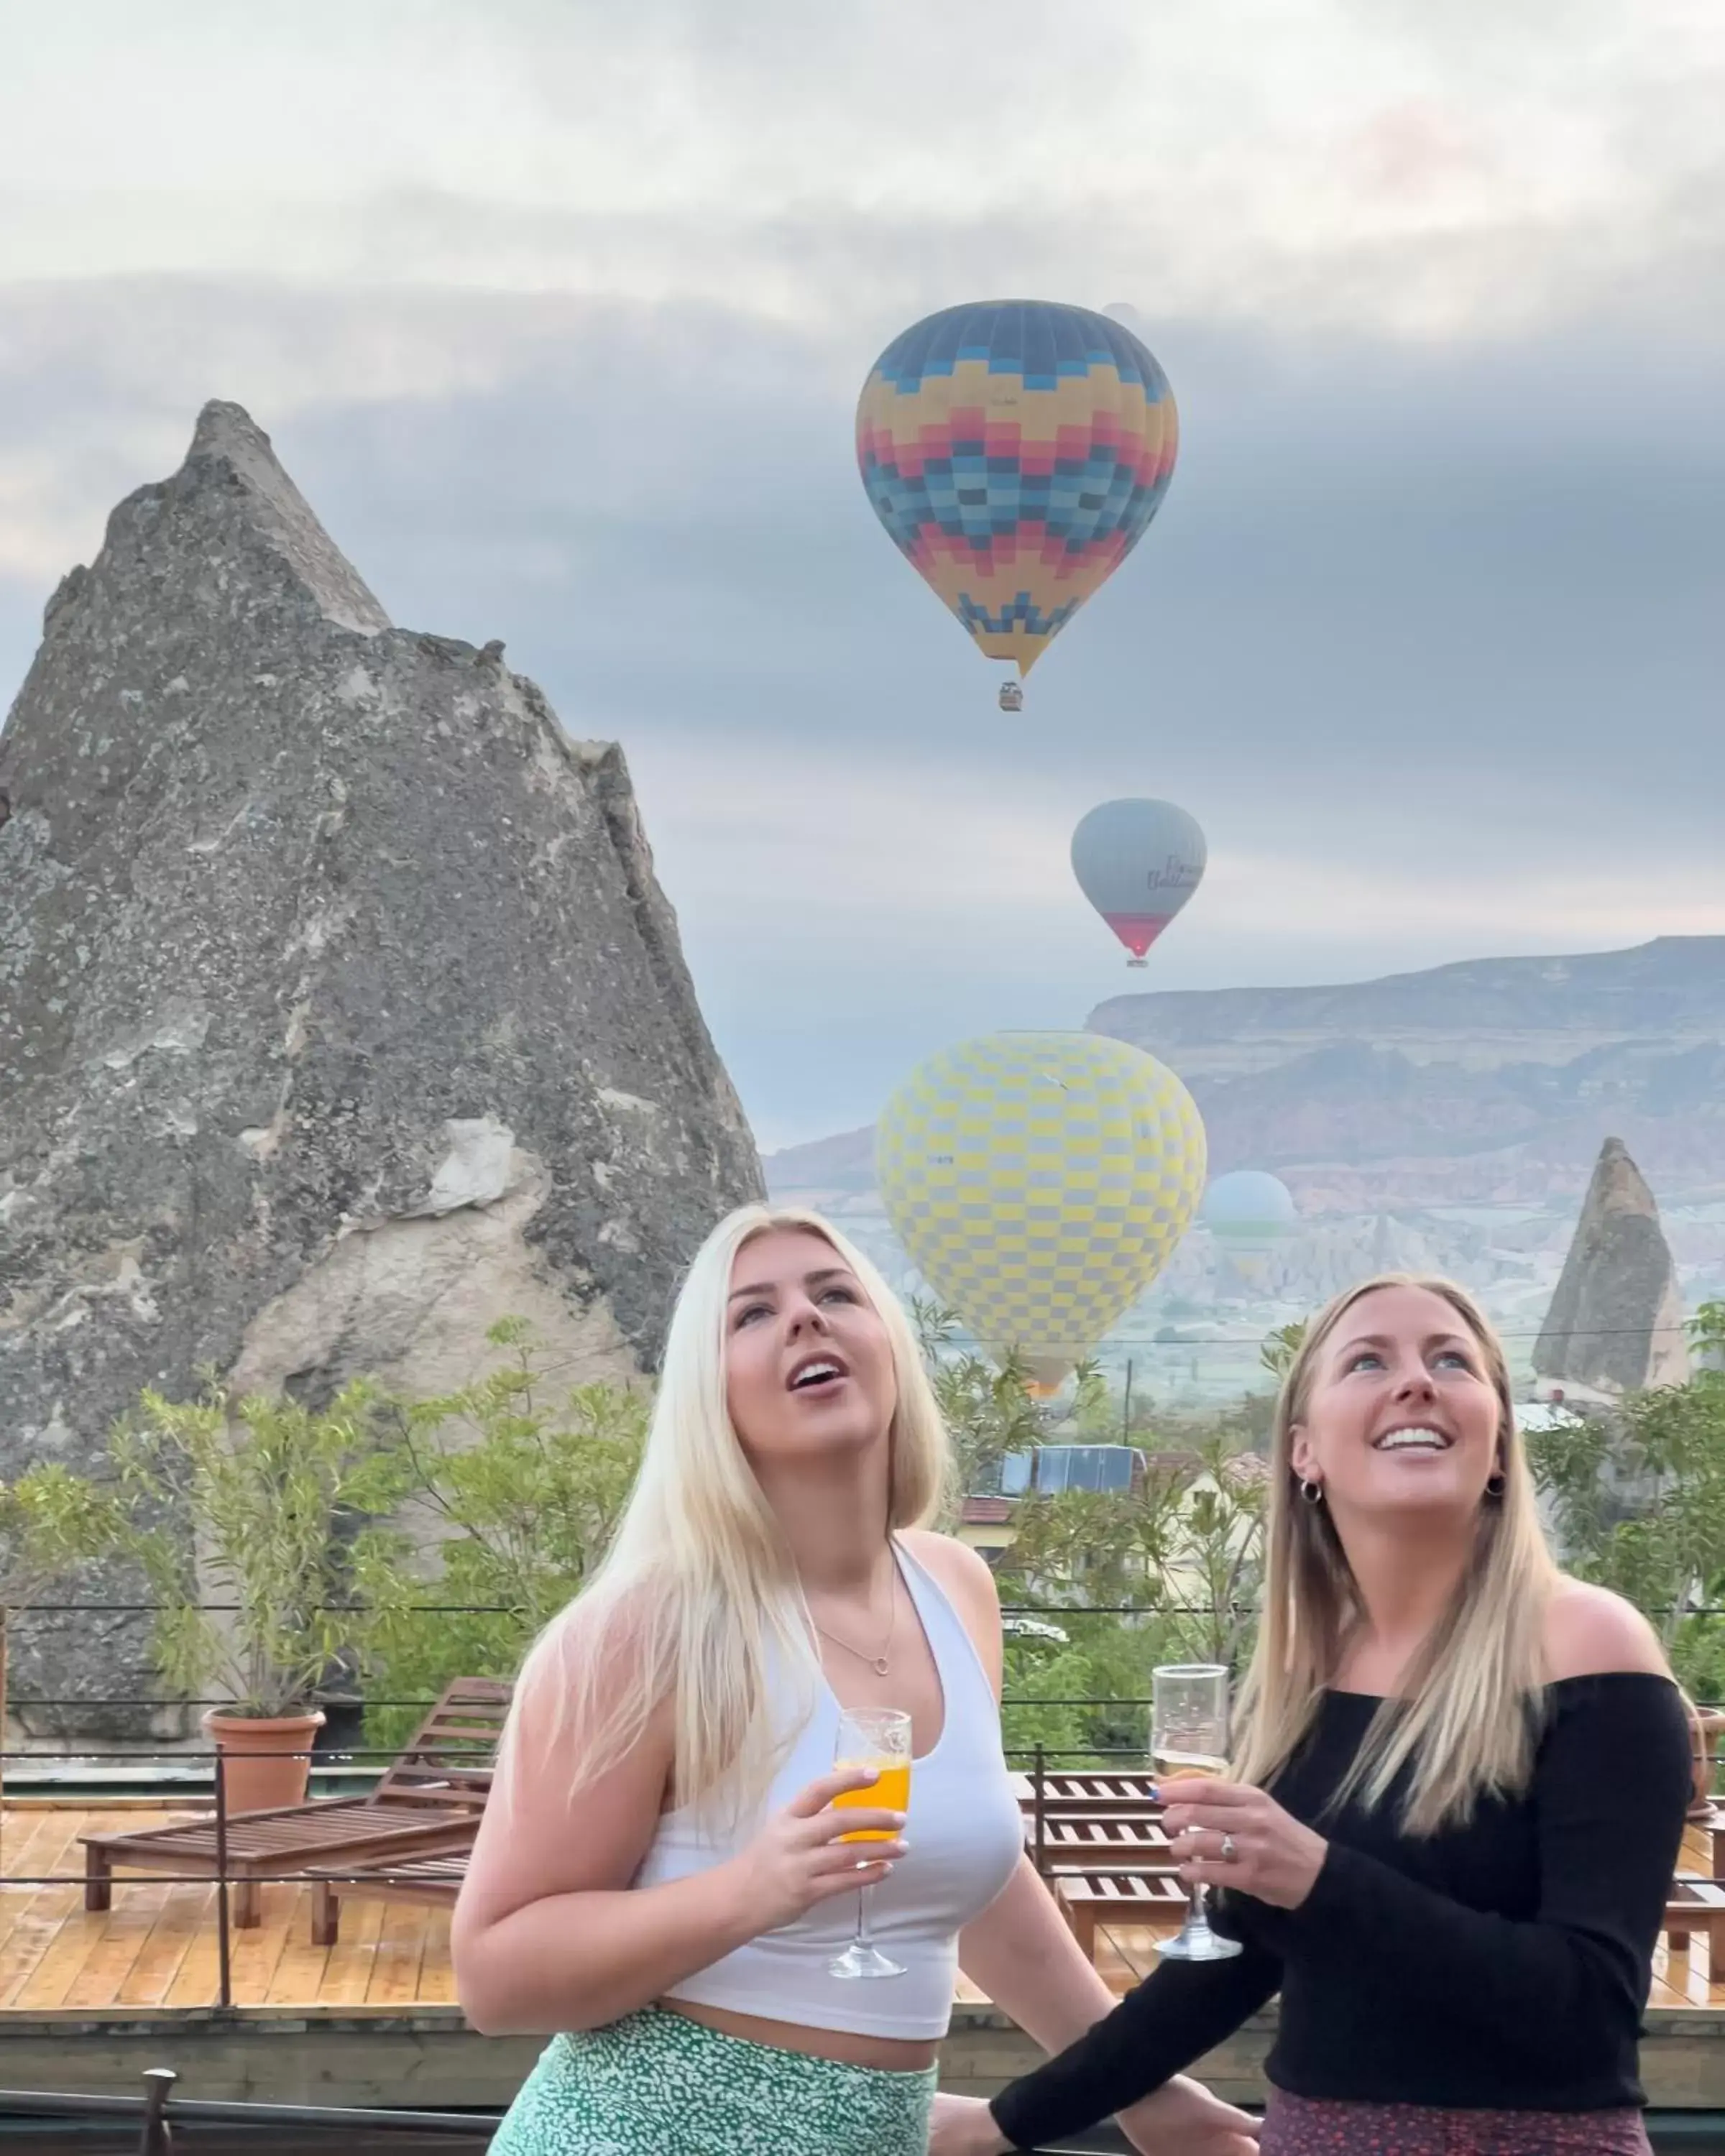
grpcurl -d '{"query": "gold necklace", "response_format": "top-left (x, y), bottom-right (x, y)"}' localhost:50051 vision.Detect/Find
top-left (809, 1560), bottom-right (899, 1677)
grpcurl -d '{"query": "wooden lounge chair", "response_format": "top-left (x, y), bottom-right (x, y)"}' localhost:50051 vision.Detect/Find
top-left (1012, 1770), bottom-right (1163, 1818)
top-left (1689, 1799), bottom-right (1723, 1879)
top-left (1035, 1816), bottom-right (1179, 1877)
top-left (1054, 1863), bottom-right (1725, 1973)
top-left (1664, 1874), bottom-right (1725, 1962)
top-left (305, 1846), bottom-right (469, 1946)
top-left (1014, 1769), bottom-right (1165, 1877)
top-left (1052, 1870), bottom-right (1189, 1961)
top-left (79, 1676), bottom-right (511, 1929)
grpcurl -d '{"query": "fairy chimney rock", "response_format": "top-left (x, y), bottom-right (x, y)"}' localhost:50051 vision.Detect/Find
top-left (0, 402), bottom-right (763, 1715)
top-left (1533, 1138), bottom-right (1689, 1395)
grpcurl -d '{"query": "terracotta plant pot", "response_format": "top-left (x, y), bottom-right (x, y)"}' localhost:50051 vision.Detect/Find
top-left (1690, 1706), bottom-right (1724, 1820)
top-left (201, 1707), bottom-right (326, 1817)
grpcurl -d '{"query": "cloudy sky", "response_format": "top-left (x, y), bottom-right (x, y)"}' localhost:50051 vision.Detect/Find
top-left (4, 0), bottom-right (1722, 1148)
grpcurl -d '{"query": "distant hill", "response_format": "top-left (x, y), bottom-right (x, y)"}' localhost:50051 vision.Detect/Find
top-left (766, 936), bottom-right (1725, 1213)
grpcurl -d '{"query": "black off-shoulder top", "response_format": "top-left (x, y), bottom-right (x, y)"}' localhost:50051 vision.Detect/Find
top-left (992, 1674), bottom-right (1693, 2150)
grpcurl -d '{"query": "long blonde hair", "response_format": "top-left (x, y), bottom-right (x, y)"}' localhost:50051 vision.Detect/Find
top-left (499, 1204), bottom-right (952, 1818)
top-left (1233, 1272), bottom-right (1560, 1834)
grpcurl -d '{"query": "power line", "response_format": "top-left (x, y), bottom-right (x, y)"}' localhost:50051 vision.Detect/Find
top-left (423, 1316), bottom-right (1721, 1392)
top-left (924, 1323), bottom-right (1715, 1347)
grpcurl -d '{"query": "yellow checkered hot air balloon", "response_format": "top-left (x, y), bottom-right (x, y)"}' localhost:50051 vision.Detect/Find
top-left (876, 1031), bottom-right (1206, 1391)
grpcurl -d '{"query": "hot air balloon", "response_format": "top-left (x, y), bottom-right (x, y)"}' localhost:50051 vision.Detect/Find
top-left (1202, 1170), bottom-right (1297, 1286)
top-left (876, 1031), bottom-right (1206, 1391)
top-left (855, 300), bottom-right (1178, 699)
top-left (1071, 798), bottom-right (1206, 967)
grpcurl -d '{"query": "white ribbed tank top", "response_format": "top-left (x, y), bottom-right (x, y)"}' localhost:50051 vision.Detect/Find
top-left (632, 1537), bottom-right (1025, 2039)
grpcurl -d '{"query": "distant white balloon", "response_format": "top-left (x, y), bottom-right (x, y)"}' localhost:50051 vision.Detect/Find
top-left (1103, 301), bottom-right (1142, 326)
top-left (1070, 797), bottom-right (1206, 967)
top-left (1203, 1169), bottom-right (1298, 1288)
top-left (1203, 1171), bottom-right (1297, 1248)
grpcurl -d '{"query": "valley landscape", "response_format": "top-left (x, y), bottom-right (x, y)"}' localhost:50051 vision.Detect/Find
top-left (767, 934), bottom-right (1725, 1404)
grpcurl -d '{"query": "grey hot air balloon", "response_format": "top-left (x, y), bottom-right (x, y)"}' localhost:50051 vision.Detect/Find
top-left (1070, 798), bottom-right (1207, 966)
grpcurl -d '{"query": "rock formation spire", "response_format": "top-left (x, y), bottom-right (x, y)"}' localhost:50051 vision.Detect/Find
top-left (1533, 1137), bottom-right (1688, 1396)
top-left (0, 402), bottom-right (763, 1718)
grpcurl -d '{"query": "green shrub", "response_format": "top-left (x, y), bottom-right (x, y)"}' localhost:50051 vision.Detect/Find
top-left (346, 1322), bottom-right (647, 1754)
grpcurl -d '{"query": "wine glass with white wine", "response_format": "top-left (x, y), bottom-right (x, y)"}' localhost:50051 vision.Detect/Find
top-left (1151, 1662), bottom-right (1242, 1962)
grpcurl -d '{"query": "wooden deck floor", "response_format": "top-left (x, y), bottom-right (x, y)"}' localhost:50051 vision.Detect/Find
top-left (1, 1804), bottom-right (1718, 2019)
top-left (0, 1805), bottom-right (456, 2016)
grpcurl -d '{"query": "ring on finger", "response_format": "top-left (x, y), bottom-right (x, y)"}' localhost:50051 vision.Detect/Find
top-left (1219, 1831), bottom-right (1238, 1864)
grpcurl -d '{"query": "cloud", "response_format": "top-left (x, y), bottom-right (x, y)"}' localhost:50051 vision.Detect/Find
top-left (4, 281), bottom-right (1721, 1147)
top-left (2, 0), bottom-right (1721, 1145)
top-left (3, 1), bottom-right (1723, 341)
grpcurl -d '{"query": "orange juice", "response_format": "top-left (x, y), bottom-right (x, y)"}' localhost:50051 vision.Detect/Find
top-left (833, 1758), bottom-right (911, 1842)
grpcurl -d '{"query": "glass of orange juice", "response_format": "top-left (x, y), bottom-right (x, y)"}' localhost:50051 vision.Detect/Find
top-left (828, 1707), bottom-right (911, 1979)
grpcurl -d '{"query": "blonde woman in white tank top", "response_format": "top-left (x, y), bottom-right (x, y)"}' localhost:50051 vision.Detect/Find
top-left (454, 1204), bottom-right (1256, 2156)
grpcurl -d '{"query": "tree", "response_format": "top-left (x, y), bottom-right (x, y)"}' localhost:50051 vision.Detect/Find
top-left (1000, 1613), bottom-right (1184, 1769)
top-left (1260, 1320), bottom-right (1307, 1382)
top-left (911, 1301), bottom-right (1047, 1514)
top-left (1000, 1439), bottom-right (1266, 1661)
top-left (346, 1320), bottom-right (648, 1751)
top-left (992, 1433), bottom-right (1269, 1765)
top-left (1159, 1439), bottom-right (1271, 1670)
top-left (1000, 1475), bottom-right (1186, 1612)
top-left (1526, 1302), bottom-right (1725, 1703)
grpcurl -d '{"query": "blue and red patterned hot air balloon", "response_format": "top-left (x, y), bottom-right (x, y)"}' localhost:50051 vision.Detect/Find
top-left (856, 300), bottom-right (1178, 699)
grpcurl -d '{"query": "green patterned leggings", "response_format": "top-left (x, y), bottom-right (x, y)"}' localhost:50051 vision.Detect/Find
top-left (488, 2004), bottom-right (938, 2155)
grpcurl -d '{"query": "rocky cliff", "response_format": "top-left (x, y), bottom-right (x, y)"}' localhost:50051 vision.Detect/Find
top-left (768, 941), bottom-right (1725, 1217)
top-left (1087, 941), bottom-right (1725, 1211)
top-left (1534, 1138), bottom-right (1690, 1395)
top-left (0, 402), bottom-right (763, 1721)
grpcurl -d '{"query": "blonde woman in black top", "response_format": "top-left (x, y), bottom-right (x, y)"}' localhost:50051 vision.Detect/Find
top-left (930, 1273), bottom-right (1693, 2156)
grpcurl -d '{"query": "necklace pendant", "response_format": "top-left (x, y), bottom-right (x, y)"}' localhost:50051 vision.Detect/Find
top-left (872, 1657), bottom-right (889, 1676)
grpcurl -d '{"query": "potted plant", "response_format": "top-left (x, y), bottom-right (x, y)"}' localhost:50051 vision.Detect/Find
top-left (110, 1377), bottom-right (395, 1815)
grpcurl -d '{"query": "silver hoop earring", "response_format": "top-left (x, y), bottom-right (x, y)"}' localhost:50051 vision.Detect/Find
top-left (1299, 1478), bottom-right (1324, 1505)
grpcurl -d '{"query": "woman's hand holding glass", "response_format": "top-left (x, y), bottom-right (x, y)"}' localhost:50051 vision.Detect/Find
top-left (730, 1764), bottom-right (906, 1933)
top-left (1158, 1777), bottom-right (1328, 1913)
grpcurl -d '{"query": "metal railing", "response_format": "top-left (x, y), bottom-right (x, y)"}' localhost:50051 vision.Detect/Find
top-left (0, 1724), bottom-right (1715, 2017)
top-left (0, 1734), bottom-right (1162, 2016)
top-left (0, 1599), bottom-right (1714, 2119)
top-left (4, 1595), bottom-right (1724, 1727)
top-left (0, 2069), bottom-right (493, 2150)
top-left (2, 2076), bottom-right (1724, 2155)
top-left (0, 1722), bottom-right (1719, 2146)
top-left (0, 2068), bottom-right (1150, 2152)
